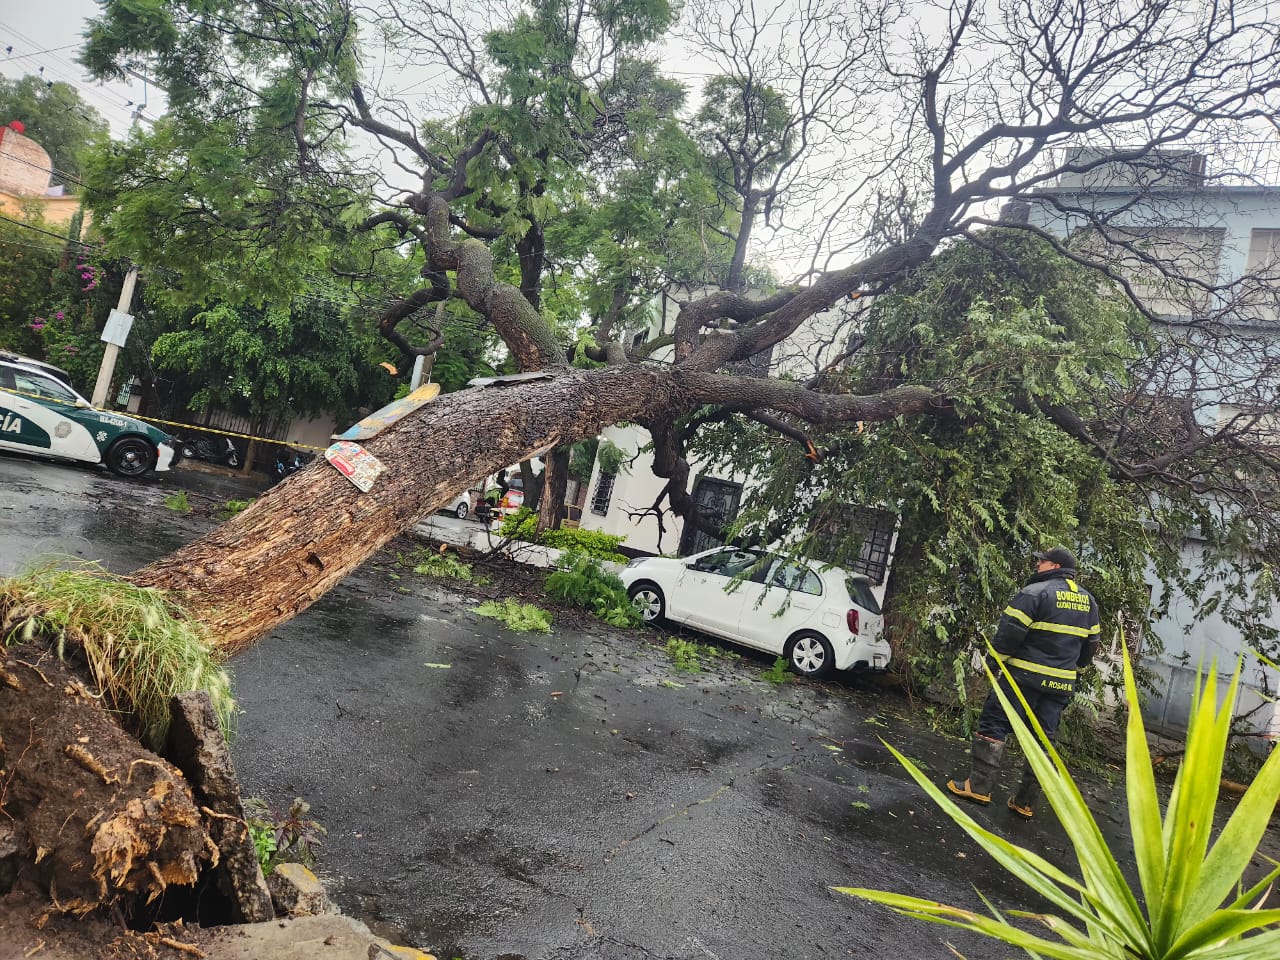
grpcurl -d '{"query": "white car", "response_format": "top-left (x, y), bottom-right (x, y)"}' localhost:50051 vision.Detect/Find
top-left (621, 546), bottom-right (890, 678)
top-left (441, 489), bottom-right (474, 520)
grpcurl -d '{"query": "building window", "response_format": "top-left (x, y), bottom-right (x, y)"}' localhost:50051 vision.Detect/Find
top-left (847, 507), bottom-right (896, 585)
top-left (631, 329), bottom-right (650, 347)
top-left (1216, 403), bottom-right (1280, 449)
top-left (1242, 228), bottom-right (1280, 324)
top-left (591, 471), bottom-right (616, 515)
top-left (1075, 226), bottom-right (1224, 319)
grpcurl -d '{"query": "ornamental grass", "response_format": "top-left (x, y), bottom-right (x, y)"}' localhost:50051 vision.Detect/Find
top-left (0, 561), bottom-right (234, 749)
top-left (837, 643), bottom-right (1280, 959)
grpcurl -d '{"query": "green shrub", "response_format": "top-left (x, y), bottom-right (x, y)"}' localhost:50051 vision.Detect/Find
top-left (763, 657), bottom-right (791, 685)
top-left (545, 550), bottom-right (640, 627)
top-left (411, 547), bottom-right (476, 582)
top-left (499, 509), bottom-right (628, 562)
top-left (473, 597), bottom-right (553, 633)
top-left (218, 497), bottom-right (255, 519)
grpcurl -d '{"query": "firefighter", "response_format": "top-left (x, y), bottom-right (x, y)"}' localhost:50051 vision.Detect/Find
top-left (946, 545), bottom-right (1101, 819)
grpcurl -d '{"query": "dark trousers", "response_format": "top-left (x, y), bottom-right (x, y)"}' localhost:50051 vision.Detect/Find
top-left (976, 674), bottom-right (1070, 743)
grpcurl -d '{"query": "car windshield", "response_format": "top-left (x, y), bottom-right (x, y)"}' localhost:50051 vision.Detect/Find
top-left (845, 577), bottom-right (882, 615)
top-left (10, 368), bottom-right (81, 405)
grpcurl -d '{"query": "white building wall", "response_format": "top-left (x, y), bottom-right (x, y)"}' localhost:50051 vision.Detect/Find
top-left (1030, 174), bottom-right (1280, 741)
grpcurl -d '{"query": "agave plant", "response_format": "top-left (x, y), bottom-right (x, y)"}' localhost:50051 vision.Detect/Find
top-left (835, 645), bottom-right (1280, 958)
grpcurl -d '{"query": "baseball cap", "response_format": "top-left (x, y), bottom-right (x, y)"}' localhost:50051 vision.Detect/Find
top-left (1033, 546), bottom-right (1077, 568)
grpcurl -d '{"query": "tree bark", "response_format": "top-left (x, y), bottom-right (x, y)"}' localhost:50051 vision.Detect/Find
top-left (129, 365), bottom-right (687, 654)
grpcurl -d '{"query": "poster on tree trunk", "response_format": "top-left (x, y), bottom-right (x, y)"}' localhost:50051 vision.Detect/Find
top-left (324, 441), bottom-right (385, 492)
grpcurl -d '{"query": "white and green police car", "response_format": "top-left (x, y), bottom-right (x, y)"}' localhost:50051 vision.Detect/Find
top-left (0, 353), bottom-right (177, 477)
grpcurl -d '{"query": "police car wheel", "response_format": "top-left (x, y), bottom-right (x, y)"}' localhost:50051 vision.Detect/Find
top-left (105, 436), bottom-right (157, 477)
top-left (787, 631), bottom-right (834, 678)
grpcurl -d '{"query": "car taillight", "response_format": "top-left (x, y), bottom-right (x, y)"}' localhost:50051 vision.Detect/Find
top-left (846, 609), bottom-right (860, 633)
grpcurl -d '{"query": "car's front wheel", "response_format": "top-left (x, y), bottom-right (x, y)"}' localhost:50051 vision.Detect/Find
top-left (627, 581), bottom-right (666, 624)
top-left (105, 436), bottom-right (157, 477)
top-left (454, 501), bottom-right (469, 520)
top-left (787, 631), bottom-right (835, 678)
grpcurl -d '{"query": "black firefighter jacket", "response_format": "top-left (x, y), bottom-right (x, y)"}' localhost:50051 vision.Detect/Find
top-left (991, 567), bottom-right (1101, 696)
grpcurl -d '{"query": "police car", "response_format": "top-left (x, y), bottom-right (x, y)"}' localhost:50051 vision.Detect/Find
top-left (0, 353), bottom-right (177, 477)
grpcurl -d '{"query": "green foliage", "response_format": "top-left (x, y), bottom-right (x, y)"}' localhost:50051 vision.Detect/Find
top-left (568, 438), bottom-right (600, 484)
top-left (665, 637), bottom-right (703, 673)
top-left (762, 657), bottom-right (791, 685)
top-left (596, 439), bottom-right (629, 476)
top-left (499, 509), bottom-right (630, 562)
top-left (705, 232), bottom-right (1160, 716)
top-left (150, 295), bottom-right (394, 432)
top-left (545, 550), bottom-right (641, 626)
top-left (0, 222), bottom-right (138, 391)
top-left (838, 647), bottom-right (1280, 959)
top-left (410, 547), bottom-right (477, 583)
top-left (0, 75), bottom-right (111, 188)
top-left (430, 319), bottom-right (500, 394)
top-left (217, 498), bottom-right (255, 519)
top-left (77, 0), bottom-right (739, 375)
top-left (163, 490), bottom-right (192, 513)
top-left (246, 815), bottom-right (277, 870)
top-left (242, 797), bottom-right (326, 874)
top-left (0, 215), bottom-right (62, 357)
top-left (473, 597), bottom-right (553, 634)
top-left (0, 562), bottom-right (234, 748)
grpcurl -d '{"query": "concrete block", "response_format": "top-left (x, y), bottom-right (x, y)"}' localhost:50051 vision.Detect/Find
top-left (268, 861), bottom-right (329, 916)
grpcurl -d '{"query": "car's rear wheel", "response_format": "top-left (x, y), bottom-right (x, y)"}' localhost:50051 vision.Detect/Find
top-left (786, 631), bottom-right (834, 678)
top-left (454, 501), bottom-right (469, 520)
top-left (105, 436), bottom-right (156, 477)
top-left (627, 581), bottom-right (666, 624)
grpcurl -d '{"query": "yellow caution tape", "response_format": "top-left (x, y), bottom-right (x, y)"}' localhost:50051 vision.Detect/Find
top-left (2, 384), bottom-right (331, 452)
top-left (125, 413), bottom-right (331, 452)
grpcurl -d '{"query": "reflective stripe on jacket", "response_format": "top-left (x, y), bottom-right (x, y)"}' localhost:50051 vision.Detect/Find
top-left (991, 567), bottom-right (1101, 694)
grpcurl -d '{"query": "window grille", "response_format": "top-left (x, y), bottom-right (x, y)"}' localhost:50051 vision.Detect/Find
top-left (847, 507), bottom-right (896, 584)
top-left (591, 471), bottom-right (616, 515)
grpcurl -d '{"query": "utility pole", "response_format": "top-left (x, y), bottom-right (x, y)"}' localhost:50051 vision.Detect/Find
top-left (409, 301), bottom-right (445, 389)
top-left (91, 265), bottom-right (139, 408)
top-left (409, 354), bottom-right (434, 390)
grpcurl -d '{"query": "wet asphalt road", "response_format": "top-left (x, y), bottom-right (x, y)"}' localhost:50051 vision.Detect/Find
top-left (0, 453), bottom-right (1177, 960)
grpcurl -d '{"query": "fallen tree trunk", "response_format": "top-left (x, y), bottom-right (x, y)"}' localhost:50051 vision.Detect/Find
top-left (128, 364), bottom-right (686, 654)
top-left (0, 645), bottom-right (215, 914)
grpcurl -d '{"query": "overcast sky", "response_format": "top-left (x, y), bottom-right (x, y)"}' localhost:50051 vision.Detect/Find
top-left (0, 3), bottom-right (159, 137)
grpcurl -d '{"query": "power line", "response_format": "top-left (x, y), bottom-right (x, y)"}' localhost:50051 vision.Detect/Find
top-left (0, 21), bottom-right (150, 123)
top-left (0, 148), bottom-right (85, 187)
top-left (0, 211), bottom-right (91, 246)
top-left (0, 42), bottom-right (80, 62)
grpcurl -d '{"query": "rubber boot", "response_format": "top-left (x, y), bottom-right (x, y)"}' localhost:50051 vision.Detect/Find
top-left (946, 736), bottom-right (1005, 804)
top-left (1008, 764), bottom-right (1039, 819)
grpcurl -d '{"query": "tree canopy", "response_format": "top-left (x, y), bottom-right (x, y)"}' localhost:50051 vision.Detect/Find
top-left (72, 0), bottom-right (1280, 672)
